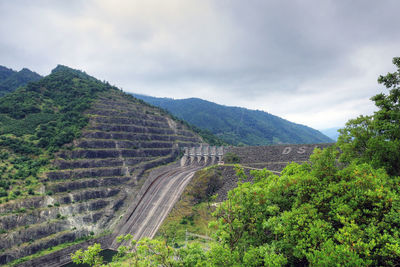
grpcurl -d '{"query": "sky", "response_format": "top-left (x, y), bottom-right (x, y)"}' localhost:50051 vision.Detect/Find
top-left (0, 0), bottom-right (399, 130)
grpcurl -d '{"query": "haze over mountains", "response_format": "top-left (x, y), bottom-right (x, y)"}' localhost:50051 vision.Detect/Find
top-left (320, 127), bottom-right (341, 141)
top-left (132, 94), bottom-right (333, 146)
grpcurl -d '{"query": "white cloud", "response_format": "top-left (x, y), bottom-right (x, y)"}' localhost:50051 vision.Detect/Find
top-left (0, 0), bottom-right (399, 130)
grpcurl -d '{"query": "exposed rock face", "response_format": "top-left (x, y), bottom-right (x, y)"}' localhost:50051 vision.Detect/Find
top-left (0, 90), bottom-right (202, 265)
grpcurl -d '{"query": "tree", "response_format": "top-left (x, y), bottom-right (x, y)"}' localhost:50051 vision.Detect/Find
top-left (71, 243), bottom-right (103, 267)
top-left (211, 148), bottom-right (400, 265)
top-left (338, 57), bottom-right (400, 176)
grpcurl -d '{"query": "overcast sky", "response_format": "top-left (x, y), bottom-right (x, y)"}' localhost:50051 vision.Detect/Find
top-left (1, 0), bottom-right (399, 130)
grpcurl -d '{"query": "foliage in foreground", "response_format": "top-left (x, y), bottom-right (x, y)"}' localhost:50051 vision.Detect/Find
top-left (338, 57), bottom-right (400, 176)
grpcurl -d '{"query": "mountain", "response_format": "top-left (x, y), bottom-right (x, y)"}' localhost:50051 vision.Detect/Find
top-left (132, 94), bottom-right (334, 145)
top-left (0, 65), bottom-right (203, 264)
top-left (0, 66), bottom-right (14, 80)
top-left (0, 65), bottom-right (42, 97)
top-left (320, 127), bottom-right (341, 141)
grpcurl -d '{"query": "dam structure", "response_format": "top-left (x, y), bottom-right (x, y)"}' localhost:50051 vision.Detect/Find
top-left (180, 145), bottom-right (225, 166)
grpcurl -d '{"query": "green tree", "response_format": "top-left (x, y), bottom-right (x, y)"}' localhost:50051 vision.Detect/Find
top-left (212, 148), bottom-right (400, 265)
top-left (338, 57), bottom-right (400, 176)
top-left (71, 243), bottom-right (103, 267)
top-left (112, 235), bottom-right (179, 266)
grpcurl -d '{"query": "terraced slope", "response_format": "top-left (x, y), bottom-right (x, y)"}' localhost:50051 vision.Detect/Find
top-left (0, 89), bottom-right (202, 265)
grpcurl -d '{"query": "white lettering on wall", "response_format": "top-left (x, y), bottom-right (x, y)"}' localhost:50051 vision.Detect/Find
top-left (297, 146), bottom-right (306, 154)
top-left (282, 147), bottom-right (292, 155)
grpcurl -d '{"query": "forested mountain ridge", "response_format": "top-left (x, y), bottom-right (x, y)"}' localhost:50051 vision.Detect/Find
top-left (0, 65), bottom-right (42, 97)
top-left (132, 94), bottom-right (333, 145)
top-left (0, 65), bottom-right (111, 201)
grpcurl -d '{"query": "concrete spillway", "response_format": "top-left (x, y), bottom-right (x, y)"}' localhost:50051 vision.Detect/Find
top-left (111, 164), bottom-right (203, 248)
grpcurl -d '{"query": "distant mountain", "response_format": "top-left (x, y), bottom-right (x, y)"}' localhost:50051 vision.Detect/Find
top-left (0, 65), bottom-right (42, 97)
top-left (132, 94), bottom-right (334, 145)
top-left (320, 127), bottom-right (341, 141)
top-left (0, 66), bottom-right (14, 80)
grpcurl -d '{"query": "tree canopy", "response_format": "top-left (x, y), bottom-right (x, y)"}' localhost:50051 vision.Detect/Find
top-left (338, 57), bottom-right (400, 176)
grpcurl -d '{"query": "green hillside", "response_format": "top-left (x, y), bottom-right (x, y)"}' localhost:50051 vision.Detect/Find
top-left (0, 65), bottom-right (110, 201)
top-left (0, 65), bottom-right (42, 97)
top-left (132, 94), bottom-right (333, 145)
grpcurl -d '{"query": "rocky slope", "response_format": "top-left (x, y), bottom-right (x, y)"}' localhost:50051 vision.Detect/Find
top-left (0, 79), bottom-right (202, 265)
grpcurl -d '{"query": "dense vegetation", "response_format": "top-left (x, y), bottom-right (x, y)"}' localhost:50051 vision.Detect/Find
top-left (337, 57), bottom-right (400, 177)
top-left (0, 65), bottom-right (42, 97)
top-left (132, 94), bottom-right (333, 146)
top-left (74, 58), bottom-right (400, 266)
top-left (169, 115), bottom-right (226, 146)
top-left (0, 65), bottom-right (110, 202)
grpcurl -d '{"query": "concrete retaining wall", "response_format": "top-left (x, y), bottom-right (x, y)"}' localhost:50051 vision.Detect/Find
top-left (226, 143), bottom-right (332, 167)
